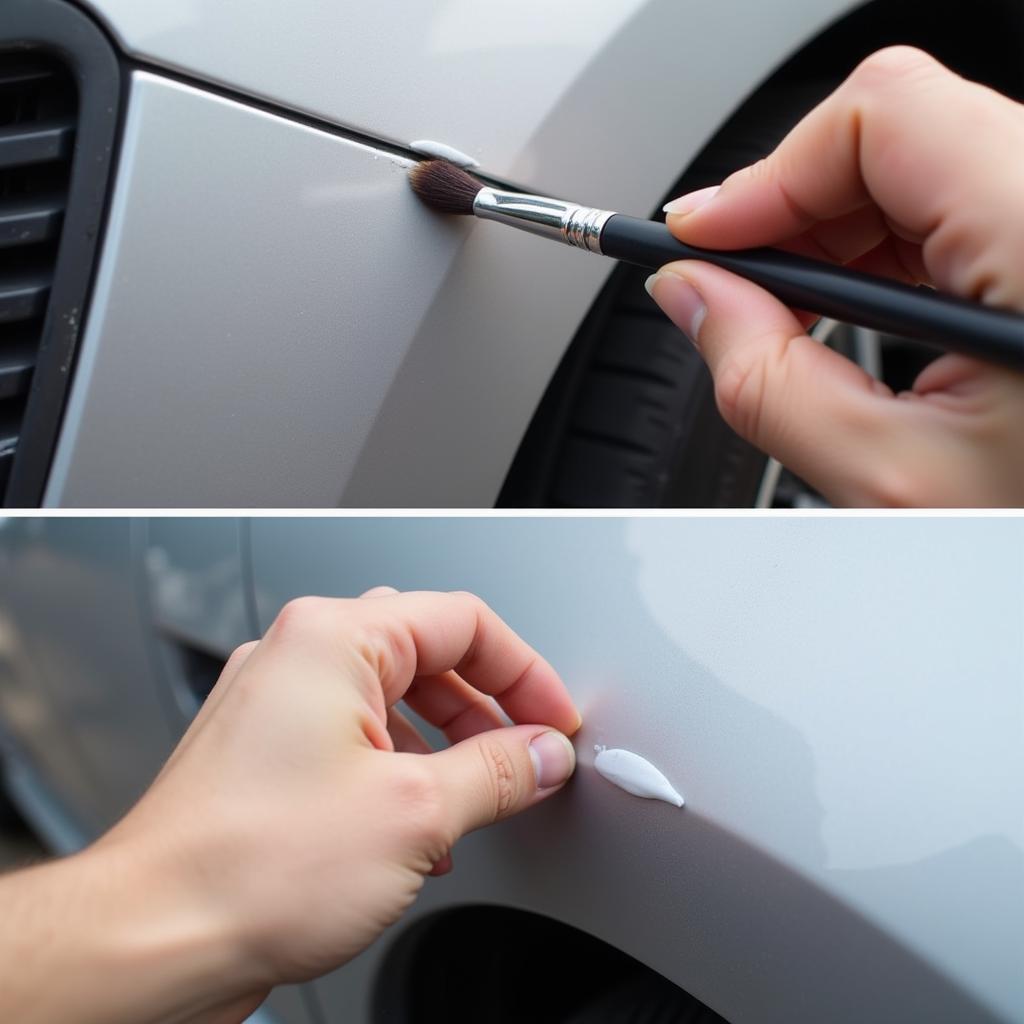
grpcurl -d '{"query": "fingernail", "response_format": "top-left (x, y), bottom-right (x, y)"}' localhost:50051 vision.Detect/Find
top-left (645, 272), bottom-right (707, 348)
top-left (529, 731), bottom-right (576, 789)
top-left (663, 184), bottom-right (720, 216)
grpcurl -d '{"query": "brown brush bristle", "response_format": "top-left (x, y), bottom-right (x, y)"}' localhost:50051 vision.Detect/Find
top-left (408, 159), bottom-right (482, 215)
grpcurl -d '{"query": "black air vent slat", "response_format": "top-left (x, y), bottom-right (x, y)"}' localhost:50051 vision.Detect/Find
top-left (0, 119), bottom-right (74, 169)
top-left (0, 67), bottom-right (56, 90)
top-left (0, 395), bottom-right (24, 493)
top-left (0, 197), bottom-right (63, 247)
top-left (0, 277), bottom-right (50, 323)
top-left (0, 53), bottom-right (57, 91)
top-left (0, 406), bottom-right (20, 449)
top-left (0, 338), bottom-right (34, 400)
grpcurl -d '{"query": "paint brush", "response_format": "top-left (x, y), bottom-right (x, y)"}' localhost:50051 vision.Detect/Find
top-left (408, 159), bottom-right (1024, 370)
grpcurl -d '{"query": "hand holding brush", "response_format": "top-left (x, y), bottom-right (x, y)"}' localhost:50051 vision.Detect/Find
top-left (410, 47), bottom-right (1024, 506)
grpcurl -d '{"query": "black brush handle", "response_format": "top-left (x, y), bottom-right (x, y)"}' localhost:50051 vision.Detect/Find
top-left (601, 215), bottom-right (1024, 369)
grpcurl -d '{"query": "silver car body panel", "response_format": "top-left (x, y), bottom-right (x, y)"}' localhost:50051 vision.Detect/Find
top-left (144, 518), bottom-right (254, 658)
top-left (79, 0), bottom-right (852, 199)
top-left (247, 517), bottom-right (1024, 1023)
top-left (2, 517), bottom-right (1022, 1021)
top-left (44, 74), bottom-right (619, 506)
top-left (0, 519), bottom-right (172, 826)
top-left (47, 0), bottom-right (861, 506)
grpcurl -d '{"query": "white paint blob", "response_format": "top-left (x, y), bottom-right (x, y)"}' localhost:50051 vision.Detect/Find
top-left (409, 139), bottom-right (480, 168)
top-left (593, 746), bottom-right (684, 808)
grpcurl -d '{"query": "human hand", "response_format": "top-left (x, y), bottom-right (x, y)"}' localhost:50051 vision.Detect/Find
top-left (647, 46), bottom-right (1024, 506)
top-left (4, 589), bottom-right (579, 1024)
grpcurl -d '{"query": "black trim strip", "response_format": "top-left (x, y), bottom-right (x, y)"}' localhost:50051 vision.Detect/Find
top-left (2, 0), bottom-right (122, 507)
top-left (0, 198), bottom-right (64, 248)
top-left (0, 279), bottom-right (50, 324)
top-left (127, 55), bottom-right (528, 194)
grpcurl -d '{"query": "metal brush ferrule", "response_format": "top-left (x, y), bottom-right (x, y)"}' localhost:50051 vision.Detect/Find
top-left (473, 187), bottom-right (614, 254)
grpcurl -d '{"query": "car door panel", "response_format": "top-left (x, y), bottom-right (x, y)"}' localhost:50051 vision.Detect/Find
top-left (248, 517), bottom-right (1023, 1023)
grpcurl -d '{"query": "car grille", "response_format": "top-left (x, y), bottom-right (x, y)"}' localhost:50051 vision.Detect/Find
top-left (0, 0), bottom-right (120, 507)
top-left (0, 53), bottom-right (76, 499)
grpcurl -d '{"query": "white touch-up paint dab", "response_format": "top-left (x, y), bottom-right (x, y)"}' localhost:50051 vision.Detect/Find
top-left (409, 140), bottom-right (480, 168)
top-left (593, 745), bottom-right (684, 808)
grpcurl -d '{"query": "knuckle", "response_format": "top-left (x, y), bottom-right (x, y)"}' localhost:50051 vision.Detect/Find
top-left (478, 738), bottom-right (519, 821)
top-left (390, 760), bottom-right (447, 840)
top-left (713, 330), bottom-right (804, 447)
top-left (714, 348), bottom-right (768, 442)
top-left (450, 590), bottom-right (488, 616)
top-left (352, 624), bottom-right (400, 685)
top-left (223, 640), bottom-right (258, 672)
top-left (272, 595), bottom-right (331, 637)
top-left (863, 466), bottom-right (922, 508)
top-left (450, 591), bottom-right (489, 668)
top-left (721, 157), bottom-right (774, 197)
top-left (924, 223), bottom-right (1009, 306)
top-left (735, 156), bottom-right (773, 185)
top-left (850, 46), bottom-right (938, 91)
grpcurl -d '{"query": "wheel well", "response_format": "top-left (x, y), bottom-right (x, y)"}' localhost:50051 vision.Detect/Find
top-left (373, 904), bottom-right (726, 1023)
top-left (498, 0), bottom-right (1024, 508)
top-left (767, 0), bottom-right (1024, 99)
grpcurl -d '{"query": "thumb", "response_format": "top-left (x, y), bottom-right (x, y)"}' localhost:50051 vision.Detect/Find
top-left (428, 725), bottom-right (576, 837)
top-left (646, 260), bottom-right (900, 505)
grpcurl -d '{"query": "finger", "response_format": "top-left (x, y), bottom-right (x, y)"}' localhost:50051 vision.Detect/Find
top-left (774, 203), bottom-right (891, 268)
top-left (359, 586), bottom-right (400, 599)
top-left (845, 236), bottom-right (928, 286)
top-left (663, 48), bottom-right (954, 244)
top-left (428, 725), bottom-right (576, 837)
top-left (387, 706), bottom-right (431, 755)
top-left (911, 352), bottom-right (992, 398)
top-left (764, 211), bottom-right (927, 303)
top-left (647, 261), bottom-right (901, 505)
top-left (767, 224), bottom-right (922, 327)
top-left (342, 592), bottom-right (581, 735)
top-left (429, 853), bottom-right (454, 877)
top-left (403, 671), bottom-right (507, 744)
top-left (664, 47), bottom-right (1024, 305)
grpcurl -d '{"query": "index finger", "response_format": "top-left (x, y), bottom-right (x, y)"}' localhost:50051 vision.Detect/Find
top-left (666, 47), bottom-right (1021, 256)
top-left (345, 591), bottom-right (581, 735)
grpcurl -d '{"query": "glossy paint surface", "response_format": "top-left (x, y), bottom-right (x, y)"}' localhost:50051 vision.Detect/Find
top-left (143, 518), bottom-right (254, 657)
top-left (45, 74), bottom-right (612, 506)
top-left (1, 518), bottom-right (1022, 1020)
top-left (53, 0), bottom-right (862, 506)
top-left (249, 517), bottom-right (1024, 1023)
top-left (0, 519), bottom-right (172, 831)
top-left (141, 518), bottom-right (257, 726)
top-left (80, 0), bottom-right (853, 201)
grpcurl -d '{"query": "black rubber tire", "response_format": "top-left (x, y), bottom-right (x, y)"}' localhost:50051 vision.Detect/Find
top-left (545, 270), bottom-right (762, 507)
top-left (564, 969), bottom-right (727, 1024)
top-left (499, 82), bottom-right (838, 508)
